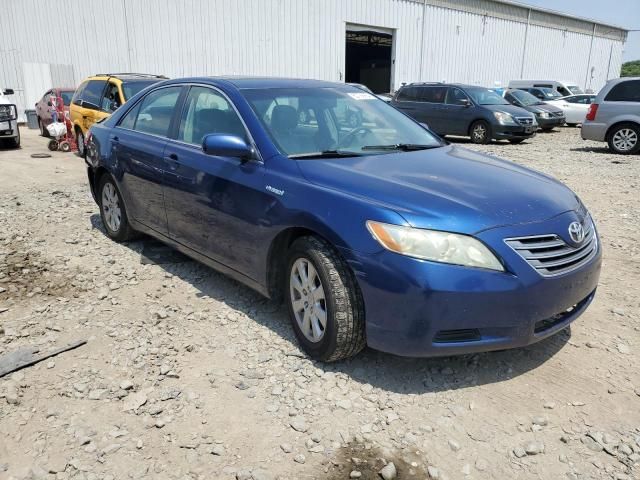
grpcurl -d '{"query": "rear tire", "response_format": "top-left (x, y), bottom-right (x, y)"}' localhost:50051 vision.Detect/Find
top-left (38, 117), bottom-right (49, 137)
top-left (470, 120), bottom-right (491, 144)
top-left (286, 236), bottom-right (366, 362)
top-left (607, 123), bottom-right (640, 155)
top-left (98, 175), bottom-right (137, 242)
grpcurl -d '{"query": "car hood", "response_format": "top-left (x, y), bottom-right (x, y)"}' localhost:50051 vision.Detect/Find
top-left (296, 145), bottom-right (580, 234)
top-left (535, 103), bottom-right (564, 115)
top-left (481, 103), bottom-right (533, 118)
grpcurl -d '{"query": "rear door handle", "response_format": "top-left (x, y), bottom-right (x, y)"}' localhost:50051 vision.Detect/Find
top-left (168, 153), bottom-right (178, 160)
top-left (166, 153), bottom-right (179, 171)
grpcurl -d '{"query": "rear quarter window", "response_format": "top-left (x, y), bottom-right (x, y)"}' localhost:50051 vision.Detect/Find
top-left (396, 87), bottom-right (418, 101)
top-left (604, 80), bottom-right (640, 102)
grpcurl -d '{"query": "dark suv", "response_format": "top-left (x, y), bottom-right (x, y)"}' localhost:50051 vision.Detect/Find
top-left (502, 89), bottom-right (565, 131)
top-left (391, 83), bottom-right (537, 144)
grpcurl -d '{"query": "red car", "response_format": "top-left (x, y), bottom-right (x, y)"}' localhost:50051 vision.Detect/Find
top-left (34, 87), bottom-right (75, 136)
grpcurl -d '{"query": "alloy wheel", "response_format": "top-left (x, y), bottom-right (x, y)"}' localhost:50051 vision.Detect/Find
top-left (101, 182), bottom-right (122, 233)
top-left (472, 124), bottom-right (486, 142)
top-left (612, 128), bottom-right (638, 152)
top-left (289, 258), bottom-right (327, 343)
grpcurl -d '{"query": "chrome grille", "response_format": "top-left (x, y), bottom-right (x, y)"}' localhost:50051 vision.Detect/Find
top-left (505, 218), bottom-right (598, 277)
top-left (516, 117), bottom-right (534, 126)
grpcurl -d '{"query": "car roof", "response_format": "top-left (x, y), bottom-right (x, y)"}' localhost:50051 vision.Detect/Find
top-left (404, 82), bottom-right (486, 90)
top-left (169, 76), bottom-right (354, 90)
top-left (89, 73), bottom-right (167, 82)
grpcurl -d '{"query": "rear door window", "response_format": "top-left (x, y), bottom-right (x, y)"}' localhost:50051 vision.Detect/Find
top-left (420, 86), bottom-right (447, 103)
top-left (126, 86), bottom-right (182, 137)
top-left (605, 80), bottom-right (640, 102)
top-left (81, 80), bottom-right (107, 109)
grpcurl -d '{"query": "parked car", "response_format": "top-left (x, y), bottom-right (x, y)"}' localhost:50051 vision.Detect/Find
top-left (0, 87), bottom-right (19, 148)
top-left (508, 80), bottom-right (584, 97)
top-left (391, 83), bottom-right (537, 144)
top-left (70, 73), bottom-right (166, 156)
top-left (517, 87), bottom-right (564, 102)
top-left (376, 92), bottom-right (394, 103)
top-left (502, 88), bottom-right (565, 131)
top-left (85, 77), bottom-right (601, 361)
top-left (581, 77), bottom-right (640, 154)
top-left (35, 87), bottom-right (75, 136)
top-left (545, 94), bottom-right (596, 126)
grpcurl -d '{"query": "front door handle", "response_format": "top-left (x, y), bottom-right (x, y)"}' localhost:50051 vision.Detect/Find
top-left (168, 153), bottom-right (178, 161)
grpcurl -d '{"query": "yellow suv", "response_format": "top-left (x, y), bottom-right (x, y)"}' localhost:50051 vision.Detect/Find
top-left (70, 73), bottom-right (166, 156)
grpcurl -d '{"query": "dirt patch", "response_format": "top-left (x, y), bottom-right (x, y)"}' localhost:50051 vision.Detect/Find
top-left (325, 441), bottom-right (429, 479)
top-left (0, 236), bottom-right (75, 302)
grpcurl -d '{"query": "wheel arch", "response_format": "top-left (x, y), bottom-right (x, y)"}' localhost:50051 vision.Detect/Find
top-left (605, 120), bottom-right (640, 142)
top-left (265, 223), bottom-right (354, 302)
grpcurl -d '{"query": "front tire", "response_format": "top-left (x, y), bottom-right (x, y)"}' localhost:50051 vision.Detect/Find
top-left (7, 127), bottom-right (20, 149)
top-left (286, 237), bottom-right (366, 362)
top-left (607, 123), bottom-right (640, 155)
top-left (98, 175), bottom-right (136, 242)
top-left (470, 120), bottom-right (491, 144)
top-left (76, 129), bottom-right (86, 157)
top-left (508, 138), bottom-right (525, 144)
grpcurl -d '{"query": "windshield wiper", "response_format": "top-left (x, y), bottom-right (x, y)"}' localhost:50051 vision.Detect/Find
top-left (288, 150), bottom-right (360, 159)
top-left (361, 143), bottom-right (440, 152)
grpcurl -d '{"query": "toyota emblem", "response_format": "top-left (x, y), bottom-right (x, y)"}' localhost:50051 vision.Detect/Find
top-left (568, 221), bottom-right (585, 244)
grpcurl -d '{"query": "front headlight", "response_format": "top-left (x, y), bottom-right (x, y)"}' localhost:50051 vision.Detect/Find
top-left (537, 111), bottom-right (551, 119)
top-left (493, 111), bottom-right (517, 125)
top-left (366, 221), bottom-right (504, 271)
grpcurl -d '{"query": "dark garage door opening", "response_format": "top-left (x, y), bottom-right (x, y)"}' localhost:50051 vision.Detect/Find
top-left (345, 29), bottom-right (393, 94)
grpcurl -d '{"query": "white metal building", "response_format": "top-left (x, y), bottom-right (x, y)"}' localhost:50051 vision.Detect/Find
top-left (1, 0), bottom-right (628, 122)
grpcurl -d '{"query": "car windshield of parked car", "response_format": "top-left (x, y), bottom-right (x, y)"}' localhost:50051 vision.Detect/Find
top-left (567, 85), bottom-right (584, 95)
top-left (122, 80), bottom-right (160, 101)
top-left (59, 91), bottom-right (73, 106)
top-left (242, 87), bottom-right (443, 157)
top-left (538, 88), bottom-right (562, 99)
top-left (466, 88), bottom-right (509, 106)
top-left (509, 89), bottom-right (542, 106)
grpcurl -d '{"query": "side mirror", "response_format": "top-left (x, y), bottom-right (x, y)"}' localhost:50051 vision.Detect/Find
top-left (3, 88), bottom-right (14, 95)
top-left (460, 99), bottom-right (471, 107)
top-left (202, 134), bottom-right (254, 161)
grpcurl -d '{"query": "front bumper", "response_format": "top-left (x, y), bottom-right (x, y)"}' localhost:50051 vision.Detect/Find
top-left (537, 116), bottom-right (565, 128)
top-left (493, 124), bottom-right (537, 140)
top-left (343, 211), bottom-right (602, 357)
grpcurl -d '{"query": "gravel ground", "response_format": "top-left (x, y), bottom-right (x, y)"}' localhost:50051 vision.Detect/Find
top-left (0, 127), bottom-right (639, 480)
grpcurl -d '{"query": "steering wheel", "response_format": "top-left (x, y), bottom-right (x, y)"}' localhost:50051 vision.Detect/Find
top-left (338, 126), bottom-right (373, 148)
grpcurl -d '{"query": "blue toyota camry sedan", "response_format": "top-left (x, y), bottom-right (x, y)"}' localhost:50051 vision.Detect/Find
top-left (85, 77), bottom-right (601, 362)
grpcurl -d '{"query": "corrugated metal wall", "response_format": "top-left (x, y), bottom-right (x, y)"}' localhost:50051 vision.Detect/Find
top-left (0, 0), bottom-right (627, 122)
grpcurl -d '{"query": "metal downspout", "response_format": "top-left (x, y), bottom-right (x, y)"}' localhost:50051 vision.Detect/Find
top-left (419, 0), bottom-right (427, 81)
top-left (585, 23), bottom-right (596, 90)
top-left (519, 8), bottom-right (531, 79)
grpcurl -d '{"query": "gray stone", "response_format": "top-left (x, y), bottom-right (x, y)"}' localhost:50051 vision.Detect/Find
top-left (293, 454), bottom-right (306, 464)
top-left (513, 447), bottom-right (527, 458)
top-left (448, 439), bottom-right (461, 452)
top-left (379, 462), bottom-right (397, 480)
top-left (350, 471), bottom-right (362, 478)
top-left (280, 443), bottom-right (293, 453)
top-left (524, 442), bottom-right (544, 455)
top-left (289, 418), bottom-right (308, 433)
top-left (427, 466), bottom-right (439, 479)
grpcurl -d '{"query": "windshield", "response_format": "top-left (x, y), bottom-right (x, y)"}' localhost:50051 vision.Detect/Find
top-left (509, 89), bottom-right (541, 106)
top-left (466, 88), bottom-right (509, 105)
top-left (538, 88), bottom-right (562, 99)
top-left (241, 87), bottom-right (443, 157)
top-left (59, 91), bottom-right (74, 106)
top-left (122, 80), bottom-right (160, 101)
top-left (567, 85), bottom-right (584, 94)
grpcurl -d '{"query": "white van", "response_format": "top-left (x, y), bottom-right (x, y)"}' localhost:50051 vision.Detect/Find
top-left (0, 87), bottom-right (20, 148)
top-left (508, 80), bottom-right (584, 97)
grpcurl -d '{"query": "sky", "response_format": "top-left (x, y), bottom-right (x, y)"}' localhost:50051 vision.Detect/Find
top-left (518, 0), bottom-right (640, 62)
